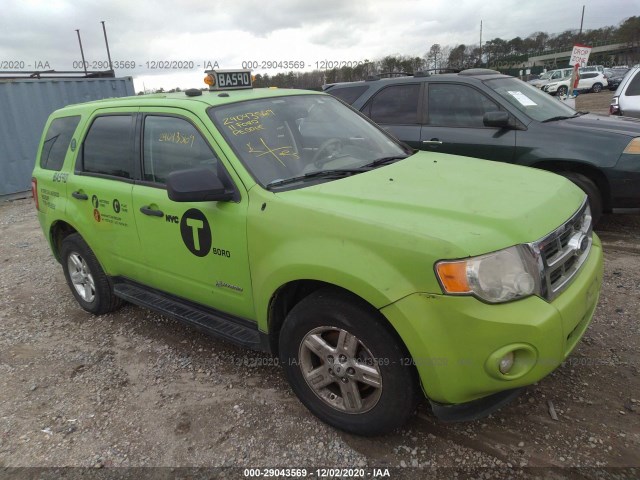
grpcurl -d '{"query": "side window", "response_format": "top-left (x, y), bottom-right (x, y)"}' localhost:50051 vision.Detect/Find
top-left (625, 71), bottom-right (640, 96)
top-left (143, 116), bottom-right (219, 184)
top-left (326, 85), bottom-right (369, 105)
top-left (82, 115), bottom-right (134, 178)
top-left (428, 84), bottom-right (500, 128)
top-left (40, 116), bottom-right (81, 171)
top-left (367, 84), bottom-right (420, 124)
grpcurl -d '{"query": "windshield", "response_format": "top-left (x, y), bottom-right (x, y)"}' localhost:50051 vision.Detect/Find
top-left (538, 72), bottom-right (552, 80)
top-left (484, 77), bottom-right (576, 122)
top-left (209, 94), bottom-right (410, 188)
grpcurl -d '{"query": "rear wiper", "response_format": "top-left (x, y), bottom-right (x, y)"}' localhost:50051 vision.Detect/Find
top-left (362, 155), bottom-right (410, 168)
top-left (541, 111), bottom-right (588, 123)
top-left (266, 168), bottom-right (369, 189)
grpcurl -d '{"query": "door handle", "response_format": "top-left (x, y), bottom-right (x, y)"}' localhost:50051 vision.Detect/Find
top-left (72, 191), bottom-right (88, 200)
top-left (422, 140), bottom-right (443, 145)
top-left (140, 206), bottom-right (164, 217)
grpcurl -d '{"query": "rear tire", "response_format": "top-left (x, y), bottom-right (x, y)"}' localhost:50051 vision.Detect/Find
top-left (591, 83), bottom-right (603, 93)
top-left (560, 172), bottom-right (603, 224)
top-left (60, 233), bottom-right (122, 315)
top-left (279, 288), bottom-right (418, 435)
top-left (556, 85), bottom-right (568, 96)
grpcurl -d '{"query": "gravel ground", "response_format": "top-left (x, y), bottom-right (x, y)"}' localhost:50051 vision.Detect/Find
top-left (1, 196), bottom-right (638, 479)
top-left (0, 94), bottom-right (638, 480)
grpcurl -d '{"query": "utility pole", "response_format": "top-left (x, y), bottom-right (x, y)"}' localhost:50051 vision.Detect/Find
top-left (578, 5), bottom-right (585, 43)
top-left (479, 20), bottom-right (483, 67)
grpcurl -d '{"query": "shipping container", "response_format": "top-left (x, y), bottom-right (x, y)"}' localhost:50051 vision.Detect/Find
top-left (0, 77), bottom-right (134, 197)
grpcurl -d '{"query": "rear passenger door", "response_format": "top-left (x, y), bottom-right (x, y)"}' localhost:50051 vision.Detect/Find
top-left (420, 83), bottom-right (516, 163)
top-left (360, 84), bottom-right (423, 149)
top-left (65, 111), bottom-right (143, 277)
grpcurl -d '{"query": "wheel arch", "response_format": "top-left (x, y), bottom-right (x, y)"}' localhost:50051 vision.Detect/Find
top-left (49, 220), bottom-right (79, 262)
top-left (530, 159), bottom-right (611, 212)
top-left (266, 280), bottom-right (414, 363)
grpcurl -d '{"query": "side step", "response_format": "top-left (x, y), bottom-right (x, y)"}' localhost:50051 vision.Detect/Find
top-left (113, 278), bottom-right (270, 352)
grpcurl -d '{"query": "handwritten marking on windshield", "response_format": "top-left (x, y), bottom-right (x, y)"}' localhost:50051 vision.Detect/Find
top-left (246, 138), bottom-right (299, 166)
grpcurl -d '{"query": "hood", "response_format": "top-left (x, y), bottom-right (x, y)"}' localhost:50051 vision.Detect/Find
top-left (558, 113), bottom-right (640, 137)
top-left (277, 152), bottom-right (585, 257)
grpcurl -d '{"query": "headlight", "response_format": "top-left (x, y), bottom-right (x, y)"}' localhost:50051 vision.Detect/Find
top-left (435, 245), bottom-right (541, 303)
top-left (623, 137), bottom-right (640, 154)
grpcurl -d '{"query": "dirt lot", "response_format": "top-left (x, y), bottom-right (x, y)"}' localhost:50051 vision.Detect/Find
top-left (575, 90), bottom-right (615, 115)
top-left (0, 93), bottom-right (638, 479)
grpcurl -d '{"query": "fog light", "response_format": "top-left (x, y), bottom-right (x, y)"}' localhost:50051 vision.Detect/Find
top-left (499, 352), bottom-right (515, 374)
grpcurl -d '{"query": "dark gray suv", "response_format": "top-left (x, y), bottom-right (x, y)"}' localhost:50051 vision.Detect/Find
top-left (324, 69), bottom-right (640, 222)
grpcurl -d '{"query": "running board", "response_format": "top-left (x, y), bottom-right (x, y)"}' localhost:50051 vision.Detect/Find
top-left (112, 278), bottom-right (270, 352)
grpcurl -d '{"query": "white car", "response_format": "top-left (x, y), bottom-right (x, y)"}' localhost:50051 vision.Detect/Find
top-left (542, 72), bottom-right (608, 96)
top-left (528, 68), bottom-right (573, 89)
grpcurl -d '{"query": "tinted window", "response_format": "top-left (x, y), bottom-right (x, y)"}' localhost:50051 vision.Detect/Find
top-left (368, 84), bottom-right (420, 124)
top-left (40, 116), bottom-right (81, 171)
top-left (581, 73), bottom-right (598, 79)
top-left (326, 85), bottom-right (369, 105)
top-left (428, 84), bottom-right (500, 127)
top-left (82, 115), bottom-right (134, 178)
top-left (143, 116), bottom-right (219, 184)
top-left (625, 70), bottom-right (640, 96)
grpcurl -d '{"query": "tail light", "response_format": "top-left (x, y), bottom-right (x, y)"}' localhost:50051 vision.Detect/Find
top-left (31, 177), bottom-right (39, 211)
top-left (610, 97), bottom-right (620, 116)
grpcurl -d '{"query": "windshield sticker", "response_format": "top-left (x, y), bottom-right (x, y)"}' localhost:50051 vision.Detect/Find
top-left (507, 91), bottom-right (537, 106)
top-left (247, 138), bottom-right (299, 166)
top-left (224, 110), bottom-right (275, 136)
top-left (159, 131), bottom-right (196, 148)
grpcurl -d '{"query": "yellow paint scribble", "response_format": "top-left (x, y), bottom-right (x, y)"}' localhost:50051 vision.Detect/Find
top-left (246, 138), bottom-right (300, 167)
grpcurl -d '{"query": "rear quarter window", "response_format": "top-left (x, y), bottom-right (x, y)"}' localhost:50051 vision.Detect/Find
top-left (39, 116), bottom-right (81, 171)
top-left (625, 70), bottom-right (640, 96)
top-left (326, 85), bottom-right (369, 105)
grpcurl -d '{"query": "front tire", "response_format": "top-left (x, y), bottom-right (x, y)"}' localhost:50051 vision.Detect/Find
top-left (279, 288), bottom-right (418, 435)
top-left (560, 172), bottom-right (603, 224)
top-left (60, 233), bottom-right (122, 315)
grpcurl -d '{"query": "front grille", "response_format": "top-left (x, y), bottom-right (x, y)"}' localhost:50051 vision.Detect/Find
top-left (529, 199), bottom-right (593, 301)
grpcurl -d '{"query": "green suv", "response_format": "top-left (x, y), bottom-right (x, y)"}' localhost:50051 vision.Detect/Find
top-left (32, 70), bottom-right (603, 435)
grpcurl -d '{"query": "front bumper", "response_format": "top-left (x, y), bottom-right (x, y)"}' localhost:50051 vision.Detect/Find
top-left (381, 234), bottom-right (603, 405)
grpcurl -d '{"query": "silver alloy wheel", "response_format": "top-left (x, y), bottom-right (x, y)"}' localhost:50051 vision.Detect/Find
top-left (298, 326), bottom-right (383, 414)
top-left (67, 252), bottom-right (96, 303)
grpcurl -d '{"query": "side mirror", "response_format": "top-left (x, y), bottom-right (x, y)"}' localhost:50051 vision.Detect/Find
top-left (167, 167), bottom-right (234, 202)
top-left (483, 111), bottom-right (511, 128)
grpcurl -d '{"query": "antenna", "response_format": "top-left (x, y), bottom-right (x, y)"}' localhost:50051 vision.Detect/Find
top-left (101, 21), bottom-right (114, 72)
top-left (75, 29), bottom-right (88, 76)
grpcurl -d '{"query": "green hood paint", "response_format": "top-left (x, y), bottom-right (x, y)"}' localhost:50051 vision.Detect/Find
top-left (277, 152), bottom-right (585, 257)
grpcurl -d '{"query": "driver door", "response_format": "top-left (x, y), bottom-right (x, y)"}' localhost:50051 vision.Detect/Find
top-left (131, 109), bottom-right (254, 320)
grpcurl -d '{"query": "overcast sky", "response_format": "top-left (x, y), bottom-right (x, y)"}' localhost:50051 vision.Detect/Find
top-left (1, 0), bottom-right (636, 91)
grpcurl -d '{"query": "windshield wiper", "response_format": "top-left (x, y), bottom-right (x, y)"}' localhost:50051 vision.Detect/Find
top-left (266, 168), bottom-right (369, 189)
top-left (362, 154), bottom-right (410, 168)
top-left (542, 111), bottom-right (589, 123)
